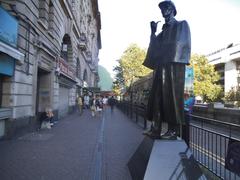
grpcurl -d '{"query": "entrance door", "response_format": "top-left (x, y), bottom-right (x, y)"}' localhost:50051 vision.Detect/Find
top-left (36, 68), bottom-right (51, 114)
top-left (58, 86), bottom-right (69, 118)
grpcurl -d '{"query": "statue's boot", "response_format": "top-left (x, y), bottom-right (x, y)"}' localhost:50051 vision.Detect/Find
top-left (161, 129), bottom-right (177, 140)
top-left (144, 129), bottom-right (161, 139)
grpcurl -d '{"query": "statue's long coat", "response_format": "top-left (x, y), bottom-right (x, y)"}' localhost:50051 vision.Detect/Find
top-left (143, 19), bottom-right (191, 124)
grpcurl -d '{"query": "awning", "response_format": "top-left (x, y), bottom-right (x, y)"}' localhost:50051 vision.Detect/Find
top-left (0, 41), bottom-right (24, 65)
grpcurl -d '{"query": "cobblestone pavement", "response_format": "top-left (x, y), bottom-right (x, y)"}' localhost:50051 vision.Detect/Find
top-left (0, 107), bottom-right (144, 180)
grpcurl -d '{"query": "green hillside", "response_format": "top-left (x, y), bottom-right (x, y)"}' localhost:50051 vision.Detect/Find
top-left (98, 65), bottom-right (113, 91)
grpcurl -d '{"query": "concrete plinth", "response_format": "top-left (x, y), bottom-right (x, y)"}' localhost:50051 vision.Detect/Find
top-left (144, 139), bottom-right (206, 180)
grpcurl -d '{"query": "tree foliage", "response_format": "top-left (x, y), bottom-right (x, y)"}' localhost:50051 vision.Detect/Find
top-left (225, 86), bottom-right (240, 106)
top-left (118, 44), bottom-right (151, 86)
top-left (112, 65), bottom-right (124, 96)
top-left (190, 54), bottom-right (222, 102)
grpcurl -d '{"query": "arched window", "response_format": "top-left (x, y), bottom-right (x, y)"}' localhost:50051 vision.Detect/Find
top-left (61, 34), bottom-right (73, 62)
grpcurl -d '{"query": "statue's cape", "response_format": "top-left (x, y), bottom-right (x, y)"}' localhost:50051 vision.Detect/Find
top-left (143, 20), bottom-right (191, 70)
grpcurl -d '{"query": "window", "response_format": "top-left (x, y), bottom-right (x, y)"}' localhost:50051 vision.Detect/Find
top-left (39, 0), bottom-right (48, 25)
top-left (0, 75), bottom-right (3, 107)
top-left (237, 61), bottom-right (240, 87)
top-left (48, 1), bottom-right (55, 32)
top-left (83, 69), bottom-right (87, 82)
top-left (215, 64), bottom-right (225, 89)
top-left (39, 0), bottom-right (55, 32)
top-left (61, 34), bottom-right (73, 62)
top-left (76, 58), bottom-right (81, 79)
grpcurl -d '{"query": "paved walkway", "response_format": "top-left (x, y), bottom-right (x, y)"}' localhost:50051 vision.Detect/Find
top-left (0, 107), bottom-right (144, 180)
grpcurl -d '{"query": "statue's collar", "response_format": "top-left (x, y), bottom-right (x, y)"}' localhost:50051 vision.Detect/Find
top-left (162, 18), bottom-right (177, 30)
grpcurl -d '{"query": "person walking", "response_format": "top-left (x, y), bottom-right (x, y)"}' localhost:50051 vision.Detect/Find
top-left (90, 96), bottom-right (96, 117)
top-left (77, 96), bottom-right (83, 115)
top-left (108, 96), bottom-right (116, 113)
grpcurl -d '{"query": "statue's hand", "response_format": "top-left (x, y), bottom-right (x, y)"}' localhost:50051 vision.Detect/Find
top-left (150, 21), bottom-right (157, 34)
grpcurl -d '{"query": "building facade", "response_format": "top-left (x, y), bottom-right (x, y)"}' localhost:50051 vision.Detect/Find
top-left (0, 0), bottom-right (101, 138)
top-left (207, 43), bottom-right (240, 94)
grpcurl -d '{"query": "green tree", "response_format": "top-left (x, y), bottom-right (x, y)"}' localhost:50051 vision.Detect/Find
top-left (112, 65), bottom-right (125, 96)
top-left (190, 54), bottom-right (222, 102)
top-left (118, 43), bottom-right (152, 86)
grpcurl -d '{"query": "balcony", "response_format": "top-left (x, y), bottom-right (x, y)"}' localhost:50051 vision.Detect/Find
top-left (78, 33), bottom-right (87, 51)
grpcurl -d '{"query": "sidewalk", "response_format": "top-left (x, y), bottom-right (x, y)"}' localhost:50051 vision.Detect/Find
top-left (0, 106), bottom-right (144, 180)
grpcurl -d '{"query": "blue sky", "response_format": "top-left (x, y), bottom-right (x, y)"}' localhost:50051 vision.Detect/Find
top-left (98, 0), bottom-right (240, 76)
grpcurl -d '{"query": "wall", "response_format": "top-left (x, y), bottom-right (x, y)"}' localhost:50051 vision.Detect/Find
top-left (193, 105), bottom-right (240, 124)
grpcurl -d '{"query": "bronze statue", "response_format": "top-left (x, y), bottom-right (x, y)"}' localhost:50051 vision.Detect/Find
top-left (143, 0), bottom-right (191, 139)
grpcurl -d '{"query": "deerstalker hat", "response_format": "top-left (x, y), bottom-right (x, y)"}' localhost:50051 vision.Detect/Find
top-left (158, 0), bottom-right (177, 16)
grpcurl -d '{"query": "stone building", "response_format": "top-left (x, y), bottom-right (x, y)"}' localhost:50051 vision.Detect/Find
top-left (0, 0), bottom-right (101, 138)
top-left (207, 43), bottom-right (240, 94)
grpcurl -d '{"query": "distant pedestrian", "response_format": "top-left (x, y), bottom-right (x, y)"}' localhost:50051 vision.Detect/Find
top-left (95, 95), bottom-right (103, 115)
top-left (41, 107), bottom-right (54, 129)
top-left (84, 94), bottom-right (90, 109)
top-left (90, 96), bottom-right (96, 117)
top-left (102, 96), bottom-right (108, 109)
top-left (77, 96), bottom-right (83, 115)
top-left (108, 96), bottom-right (116, 113)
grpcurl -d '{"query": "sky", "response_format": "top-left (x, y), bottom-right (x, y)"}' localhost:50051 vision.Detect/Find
top-left (98, 0), bottom-right (240, 77)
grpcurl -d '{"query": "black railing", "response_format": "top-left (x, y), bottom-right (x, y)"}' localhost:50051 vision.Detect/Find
top-left (117, 101), bottom-right (240, 179)
top-left (189, 114), bottom-right (240, 180)
top-left (116, 101), bottom-right (147, 129)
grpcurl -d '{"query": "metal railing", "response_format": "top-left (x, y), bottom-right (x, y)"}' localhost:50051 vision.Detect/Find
top-left (116, 101), bottom-right (147, 129)
top-left (117, 101), bottom-right (240, 180)
top-left (189, 114), bottom-right (240, 180)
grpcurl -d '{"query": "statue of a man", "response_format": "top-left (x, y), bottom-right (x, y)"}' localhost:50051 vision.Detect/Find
top-left (143, 0), bottom-right (191, 139)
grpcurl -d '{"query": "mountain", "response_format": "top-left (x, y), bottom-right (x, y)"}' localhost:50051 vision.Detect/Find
top-left (98, 65), bottom-right (113, 91)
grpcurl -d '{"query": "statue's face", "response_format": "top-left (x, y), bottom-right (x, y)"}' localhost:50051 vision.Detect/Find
top-left (160, 4), bottom-right (174, 19)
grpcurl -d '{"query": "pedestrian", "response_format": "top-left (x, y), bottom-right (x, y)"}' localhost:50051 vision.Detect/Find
top-left (95, 95), bottom-right (102, 115)
top-left (143, 0), bottom-right (191, 139)
top-left (102, 96), bottom-right (108, 109)
top-left (77, 96), bottom-right (83, 115)
top-left (41, 107), bottom-right (54, 129)
top-left (108, 96), bottom-right (116, 113)
top-left (90, 96), bottom-right (96, 117)
top-left (84, 94), bottom-right (90, 109)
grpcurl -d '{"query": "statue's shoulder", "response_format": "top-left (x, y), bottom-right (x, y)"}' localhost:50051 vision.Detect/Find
top-left (177, 20), bottom-right (189, 26)
top-left (176, 20), bottom-right (190, 31)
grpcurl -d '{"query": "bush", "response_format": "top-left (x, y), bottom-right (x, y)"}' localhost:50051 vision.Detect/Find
top-left (225, 86), bottom-right (240, 107)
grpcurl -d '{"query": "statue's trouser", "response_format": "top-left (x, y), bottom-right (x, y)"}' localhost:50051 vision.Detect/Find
top-left (147, 63), bottom-right (186, 136)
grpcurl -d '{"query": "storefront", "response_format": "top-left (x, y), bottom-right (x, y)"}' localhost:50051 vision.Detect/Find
top-left (0, 6), bottom-right (24, 138)
top-left (57, 57), bottom-right (77, 118)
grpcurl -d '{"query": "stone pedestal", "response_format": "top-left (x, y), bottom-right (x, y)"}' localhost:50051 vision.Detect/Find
top-left (128, 138), bottom-right (206, 180)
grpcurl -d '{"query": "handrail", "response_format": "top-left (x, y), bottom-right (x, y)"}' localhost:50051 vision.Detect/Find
top-left (190, 114), bottom-right (240, 128)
